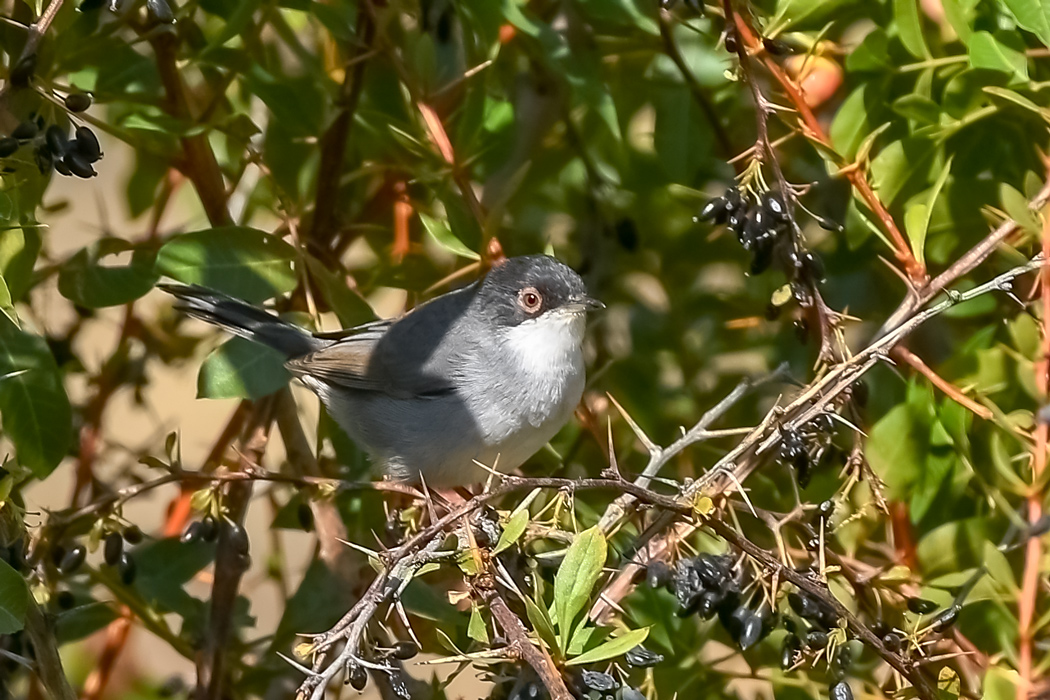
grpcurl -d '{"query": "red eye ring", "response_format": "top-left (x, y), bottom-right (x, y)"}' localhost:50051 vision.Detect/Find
top-left (518, 287), bottom-right (543, 313)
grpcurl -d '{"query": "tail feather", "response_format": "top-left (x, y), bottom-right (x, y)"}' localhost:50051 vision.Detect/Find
top-left (160, 283), bottom-right (322, 359)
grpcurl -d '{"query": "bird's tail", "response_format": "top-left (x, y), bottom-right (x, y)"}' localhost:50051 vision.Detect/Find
top-left (159, 284), bottom-right (322, 359)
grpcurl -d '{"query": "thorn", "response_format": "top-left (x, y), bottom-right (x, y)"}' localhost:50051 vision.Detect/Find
top-left (607, 393), bottom-right (659, 455)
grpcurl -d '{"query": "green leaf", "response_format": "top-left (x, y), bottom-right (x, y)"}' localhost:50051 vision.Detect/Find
top-left (894, 0), bottom-right (930, 58)
top-left (999, 183), bottom-right (1041, 236)
top-left (553, 526), bottom-right (606, 649)
top-left (156, 227), bottom-right (298, 303)
top-left (0, 559), bottom-right (28, 633)
top-left (830, 85), bottom-right (876, 159)
top-left (869, 136), bottom-right (938, 206)
top-left (197, 336), bottom-right (291, 400)
top-left (0, 227), bottom-right (42, 302)
top-left (941, 0), bottom-right (975, 41)
top-left (968, 31), bottom-right (1029, 82)
top-left (655, 85), bottom-right (714, 182)
top-left (892, 94), bottom-right (941, 125)
top-left (983, 86), bottom-right (1048, 118)
top-left (523, 594), bottom-right (560, 655)
top-left (134, 537), bottom-right (216, 618)
top-left (903, 155), bottom-right (953, 268)
top-left (468, 604), bottom-right (490, 643)
top-left (916, 518), bottom-right (985, 577)
top-left (419, 212), bottom-right (480, 260)
top-left (1001, 0), bottom-right (1050, 48)
top-left (58, 238), bottom-right (159, 308)
top-left (303, 255), bottom-right (377, 328)
top-left (865, 403), bottom-right (929, 500)
top-left (0, 317), bottom-right (73, 477)
top-left (56, 601), bottom-right (120, 644)
top-left (0, 275), bottom-right (14, 325)
top-left (493, 509), bottom-right (530, 554)
top-left (566, 626), bottom-right (649, 666)
top-left (771, 0), bottom-right (860, 31)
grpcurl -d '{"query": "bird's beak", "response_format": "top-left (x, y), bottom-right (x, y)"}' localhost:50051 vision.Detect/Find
top-left (571, 294), bottom-right (605, 311)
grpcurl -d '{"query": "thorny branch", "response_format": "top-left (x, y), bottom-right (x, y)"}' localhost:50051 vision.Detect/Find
top-left (285, 255), bottom-right (1039, 700)
top-left (197, 400), bottom-right (275, 700)
top-left (725, 1), bottom-right (925, 283)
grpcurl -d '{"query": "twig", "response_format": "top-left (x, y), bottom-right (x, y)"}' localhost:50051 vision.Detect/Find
top-left (481, 586), bottom-right (573, 700)
top-left (163, 401), bottom-right (250, 538)
top-left (417, 101), bottom-right (487, 236)
top-left (79, 611), bottom-right (132, 700)
top-left (274, 389), bottom-right (360, 587)
top-left (307, 7), bottom-right (375, 251)
top-left (590, 257), bottom-right (1042, 642)
top-left (892, 347), bottom-right (993, 420)
top-left (657, 9), bottom-right (733, 160)
top-left (722, 0), bottom-right (844, 362)
top-left (23, 599), bottom-right (77, 700)
top-left (877, 178), bottom-right (1050, 340)
top-left (15, 0), bottom-right (64, 65)
top-left (148, 32), bottom-right (231, 226)
top-left (70, 304), bottom-right (137, 508)
top-left (196, 400), bottom-right (275, 700)
top-left (596, 366), bottom-right (786, 534)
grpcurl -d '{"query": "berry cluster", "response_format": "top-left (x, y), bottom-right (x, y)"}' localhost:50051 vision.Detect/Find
top-left (51, 523), bottom-right (142, 586)
top-left (698, 187), bottom-right (792, 275)
top-left (777, 413), bottom-right (840, 488)
top-left (645, 551), bottom-right (861, 700)
top-left (648, 553), bottom-right (776, 650)
top-left (696, 185), bottom-right (831, 313)
top-left (0, 93), bottom-right (103, 179)
top-left (182, 515), bottom-right (251, 570)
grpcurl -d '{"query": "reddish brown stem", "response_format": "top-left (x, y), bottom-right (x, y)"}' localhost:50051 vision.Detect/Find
top-left (149, 33), bottom-right (231, 227)
top-left (79, 610), bottom-right (132, 700)
top-left (70, 304), bottom-right (137, 508)
top-left (892, 346), bottom-right (992, 420)
top-left (1017, 190), bottom-right (1050, 700)
top-left (728, 5), bottom-right (925, 283)
top-left (163, 401), bottom-right (249, 538)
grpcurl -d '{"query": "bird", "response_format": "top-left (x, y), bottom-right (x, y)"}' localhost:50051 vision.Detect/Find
top-left (161, 255), bottom-right (602, 486)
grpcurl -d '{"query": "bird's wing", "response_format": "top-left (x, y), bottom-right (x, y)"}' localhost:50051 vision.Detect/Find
top-left (286, 315), bottom-right (458, 398)
top-left (285, 334), bottom-right (388, 392)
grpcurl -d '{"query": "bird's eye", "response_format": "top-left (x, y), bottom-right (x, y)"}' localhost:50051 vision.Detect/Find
top-left (518, 287), bottom-right (543, 313)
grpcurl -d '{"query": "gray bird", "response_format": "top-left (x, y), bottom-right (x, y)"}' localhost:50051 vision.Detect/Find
top-left (161, 255), bottom-right (601, 486)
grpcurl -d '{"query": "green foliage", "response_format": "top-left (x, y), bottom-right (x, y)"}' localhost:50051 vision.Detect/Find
top-left (2, 0), bottom-right (1050, 697)
top-left (0, 559), bottom-right (28, 634)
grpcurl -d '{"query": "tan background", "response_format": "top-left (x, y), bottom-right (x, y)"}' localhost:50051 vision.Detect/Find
top-left (21, 128), bottom-right (485, 699)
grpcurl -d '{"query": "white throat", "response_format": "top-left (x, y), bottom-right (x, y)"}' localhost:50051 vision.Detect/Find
top-left (501, 310), bottom-right (586, 379)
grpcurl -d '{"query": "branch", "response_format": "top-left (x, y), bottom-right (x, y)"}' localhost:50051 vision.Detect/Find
top-left (877, 178), bottom-right (1050, 339)
top-left (481, 586), bottom-right (573, 700)
top-left (23, 600), bottom-right (77, 700)
top-left (12, 0), bottom-right (63, 66)
top-left (591, 257), bottom-right (1042, 634)
top-left (196, 400), bottom-right (275, 700)
top-left (149, 32), bottom-right (231, 226)
top-left (596, 366), bottom-right (787, 534)
top-left (1017, 179), bottom-right (1050, 700)
top-left (306, 7), bottom-right (375, 250)
top-left (274, 389), bottom-right (360, 587)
